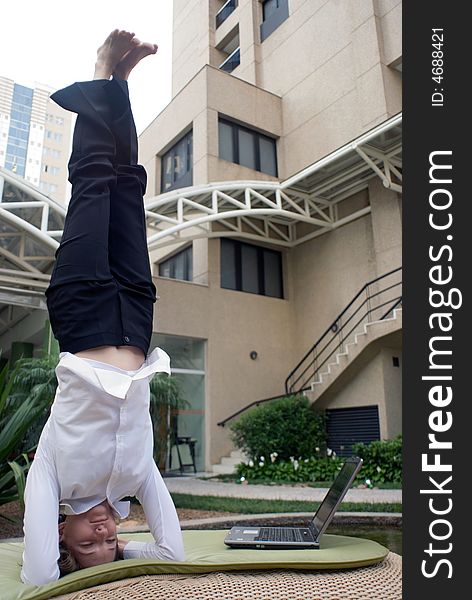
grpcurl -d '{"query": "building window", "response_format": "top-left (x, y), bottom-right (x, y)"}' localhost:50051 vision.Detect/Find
top-left (219, 47), bottom-right (240, 73)
top-left (216, 0), bottom-right (238, 28)
top-left (159, 246), bottom-right (193, 281)
top-left (161, 130), bottom-right (193, 193)
top-left (221, 239), bottom-right (283, 298)
top-left (260, 0), bottom-right (289, 42)
top-left (218, 118), bottom-right (277, 176)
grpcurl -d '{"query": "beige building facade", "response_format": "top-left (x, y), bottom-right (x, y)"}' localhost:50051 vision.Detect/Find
top-left (138, 0), bottom-right (403, 471)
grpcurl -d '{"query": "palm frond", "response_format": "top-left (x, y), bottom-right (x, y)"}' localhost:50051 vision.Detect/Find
top-left (7, 460), bottom-right (27, 509)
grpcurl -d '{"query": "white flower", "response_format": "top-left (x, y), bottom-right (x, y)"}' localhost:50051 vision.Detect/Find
top-left (376, 466), bottom-right (382, 472)
top-left (327, 448), bottom-right (332, 457)
top-left (259, 461), bottom-right (264, 467)
top-left (249, 459), bottom-right (254, 467)
top-left (293, 460), bottom-right (299, 470)
top-left (290, 456), bottom-right (295, 462)
top-left (365, 479), bottom-right (371, 486)
top-left (240, 476), bottom-right (246, 482)
top-left (304, 459), bottom-right (309, 463)
top-left (315, 447), bottom-right (320, 453)
top-left (270, 452), bottom-right (277, 463)
top-left (260, 456), bottom-right (265, 461)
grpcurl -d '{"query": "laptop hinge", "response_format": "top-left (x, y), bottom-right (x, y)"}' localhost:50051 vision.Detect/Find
top-left (308, 521), bottom-right (319, 540)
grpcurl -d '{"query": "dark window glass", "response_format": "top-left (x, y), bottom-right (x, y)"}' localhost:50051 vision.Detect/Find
top-left (216, 0), bottom-right (238, 28)
top-left (263, 0), bottom-right (279, 21)
top-left (238, 128), bottom-right (256, 170)
top-left (263, 250), bottom-right (283, 298)
top-left (159, 246), bottom-right (193, 282)
top-left (219, 47), bottom-right (240, 73)
top-left (218, 118), bottom-right (277, 177)
top-left (261, 0), bottom-right (289, 41)
top-left (241, 244), bottom-right (259, 293)
top-left (259, 136), bottom-right (277, 176)
top-left (218, 121), bottom-right (234, 163)
top-left (161, 130), bottom-right (193, 193)
top-left (220, 239), bottom-right (283, 298)
top-left (220, 238), bottom-right (237, 289)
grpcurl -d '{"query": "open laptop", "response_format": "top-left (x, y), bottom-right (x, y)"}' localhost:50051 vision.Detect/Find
top-left (224, 456), bottom-right (363, 549)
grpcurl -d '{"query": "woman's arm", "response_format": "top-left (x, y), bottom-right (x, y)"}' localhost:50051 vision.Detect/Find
top-left (21, 452), bottom-right (61, 585)
top-left (122, 463), bottom-right (185, 562)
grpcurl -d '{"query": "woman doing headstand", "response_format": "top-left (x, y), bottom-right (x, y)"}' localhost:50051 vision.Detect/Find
top-left (21, 30), bottom-right (185, 586)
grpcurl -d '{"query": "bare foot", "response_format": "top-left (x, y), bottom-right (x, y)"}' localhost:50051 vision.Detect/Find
top-left (113, 40), bottom-right (158, 80)
top-left (94, 30), bottom-right (139, 80)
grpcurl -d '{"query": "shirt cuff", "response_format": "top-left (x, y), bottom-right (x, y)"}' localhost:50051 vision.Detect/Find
top-left (123, 540), bottom-right (146, 559)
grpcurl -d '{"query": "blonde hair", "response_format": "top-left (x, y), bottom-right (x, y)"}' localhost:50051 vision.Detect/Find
top-left (58, 543), bottom-right (81, 577)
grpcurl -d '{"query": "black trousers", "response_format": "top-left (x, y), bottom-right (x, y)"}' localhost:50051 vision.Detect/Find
top-left (45, 77), bottom-right (156, 356)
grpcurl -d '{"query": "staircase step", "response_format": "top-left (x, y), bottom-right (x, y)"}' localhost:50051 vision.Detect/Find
top-left (221, 456), bottom-right (242, 467)
top-left (230, 450), bottom-right (247, 460)
top-left (212, 463), bottom-right (238, 475)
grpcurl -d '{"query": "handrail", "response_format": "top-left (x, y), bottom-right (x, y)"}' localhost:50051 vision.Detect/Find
top-left (284, 267), bottom-right (402, 393)
top-left (217, 392), bottom-right (292, 427)
top-left (217, 266), bottom-right (402, 427)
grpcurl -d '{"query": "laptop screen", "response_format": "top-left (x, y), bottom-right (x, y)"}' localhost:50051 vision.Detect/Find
top-left (311, 458), bottom-right (362, 537)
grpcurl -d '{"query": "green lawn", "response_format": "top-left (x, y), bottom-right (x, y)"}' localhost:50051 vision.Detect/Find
top-left (170, 493), bottom-right (402, 514)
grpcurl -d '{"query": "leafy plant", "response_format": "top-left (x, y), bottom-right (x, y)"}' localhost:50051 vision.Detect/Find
top-left (6, 354), bottom-right (58, 455)
top-left (353, 436), bottom-right (402, 484)
top-left (149, 373), bottom-right (187, 467)
top-left (236, 453), bottom-right (343, 483)
top-left (0, 359), bottom-right (54, 507)
top-left (235, 437), bottom-right (403, 485)
top-left (230, 395), bottom-right (326, 461)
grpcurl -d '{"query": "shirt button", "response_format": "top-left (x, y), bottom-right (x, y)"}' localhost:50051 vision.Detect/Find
top-left (124, 336), bottom-right (130, 343)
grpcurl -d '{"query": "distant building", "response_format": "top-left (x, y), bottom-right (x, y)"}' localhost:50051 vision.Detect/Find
top-left (0, 76), bottom-right (72, 203)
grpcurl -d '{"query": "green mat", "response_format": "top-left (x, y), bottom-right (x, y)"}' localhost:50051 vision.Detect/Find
top-left (0, 530), bottom-right (389, 600)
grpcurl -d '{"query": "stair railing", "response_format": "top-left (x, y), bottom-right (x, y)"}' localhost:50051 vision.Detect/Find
top-left (284, 267), bottom-right (402, 394)
top-left (217, 267), bottom-right (401, 427)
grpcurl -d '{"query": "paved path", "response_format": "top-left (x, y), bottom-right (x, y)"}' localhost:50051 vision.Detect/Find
top-left (164, 475), bottom-right (402, 504)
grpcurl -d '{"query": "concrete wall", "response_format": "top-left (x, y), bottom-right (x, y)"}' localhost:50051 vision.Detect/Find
top-left (315, 337), bottom-right (402, 440)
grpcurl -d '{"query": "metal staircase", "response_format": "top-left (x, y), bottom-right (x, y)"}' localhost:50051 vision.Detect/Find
top-left (213, 267), bottom-right (402, 474)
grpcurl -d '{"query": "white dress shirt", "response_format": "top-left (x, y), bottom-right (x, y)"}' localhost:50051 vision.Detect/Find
top-left (21, 348), bottom-right (185, 586)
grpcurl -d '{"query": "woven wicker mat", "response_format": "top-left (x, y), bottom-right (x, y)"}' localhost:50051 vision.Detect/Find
top-left (55, 552), bottom-right (401, 600)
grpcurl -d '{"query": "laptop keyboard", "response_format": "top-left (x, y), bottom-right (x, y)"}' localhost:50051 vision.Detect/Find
top-left (255, 527), bottom-right (310, 542)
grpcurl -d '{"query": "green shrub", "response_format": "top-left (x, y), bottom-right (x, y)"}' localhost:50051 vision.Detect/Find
top-left (0, 359), bottom-right (54, 507)
top-left (230, 395), bottom-right (326, 461)
top-left (236, 454), bottom-right (343, 483)
top-left (353, 435), bottom-right (402, 484)
top-left (235, 437), bottom-right (403, 485)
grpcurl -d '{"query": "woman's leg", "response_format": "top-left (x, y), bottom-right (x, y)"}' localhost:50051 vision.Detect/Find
top-left (101, 45), bottom-right (159, 357)
top-left (45, 31), bottom-right (140, 354)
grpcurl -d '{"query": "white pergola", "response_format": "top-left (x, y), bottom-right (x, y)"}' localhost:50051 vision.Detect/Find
top-left (0, 113), bottom-right (401, 337)
top-left (145, 113), bottom-right (402, 250)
